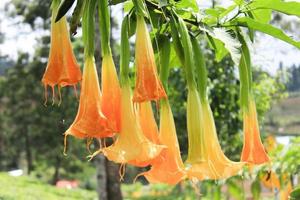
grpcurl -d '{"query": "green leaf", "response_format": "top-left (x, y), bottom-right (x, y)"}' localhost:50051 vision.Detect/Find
top-left (124, 1), bottom-right (134, 13)
top-left (175, 0), bottom-right (199, 12)
top-left (232, 17), bottom-right (300, 49)
top-left (234, 0), bottom-right (244, 6)
top-left (169, 44), bottom-right (182, 68)
top-left (207, 34), bottom-right (229, 62)
top-left (290, 187), bottom-right (300, 200)
top-left (204, 27), bottom-right (241, 65)
top-left (247, 0), bottom-right (272, 24)
top-left (250, 0), bottom-right (300, 18)
top-left (55, 0), bottom-right (75, 22)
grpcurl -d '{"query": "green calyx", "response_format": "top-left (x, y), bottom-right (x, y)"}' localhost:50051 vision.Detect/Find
top-left (132, 0), bottom-right (148, 17)
top-left (120, 15), bottom-right (131, 86)
top-left (98, 0), bottom-right (111, 56)
top-left (191, 36), bottom-right (208, 103)
top-left (177, 17), bottom-right (196, 90)
top-left (237, 32), bottom-right (252, 111)
top-left (82, 0), bottom-right (97, 58)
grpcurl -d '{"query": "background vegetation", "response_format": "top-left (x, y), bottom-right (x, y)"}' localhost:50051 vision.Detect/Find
top-left (0, 0), bottom-right (299, 199)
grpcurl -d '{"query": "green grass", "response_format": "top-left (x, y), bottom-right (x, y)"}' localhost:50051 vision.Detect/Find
top-left (0, 173), bottom-right (97, 200)
top-left (0, 173), bottom-right (197, 200)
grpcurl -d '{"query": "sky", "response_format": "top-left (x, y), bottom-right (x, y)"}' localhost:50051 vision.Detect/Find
top-left (0, 0), bottom-right (300, 75)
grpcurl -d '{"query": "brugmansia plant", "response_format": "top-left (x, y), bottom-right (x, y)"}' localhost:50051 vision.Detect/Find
top-left (43, 0), bottom-right (300, 192)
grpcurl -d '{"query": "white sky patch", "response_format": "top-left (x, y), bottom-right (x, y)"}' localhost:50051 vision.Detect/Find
top-left (0, 0), bottom-right (300, 75)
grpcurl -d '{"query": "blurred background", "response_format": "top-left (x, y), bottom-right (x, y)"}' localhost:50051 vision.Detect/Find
top-left (0, 0), bottom-right (299, 199)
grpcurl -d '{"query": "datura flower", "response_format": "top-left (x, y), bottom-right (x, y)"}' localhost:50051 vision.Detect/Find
top-left (42, 0), bottom-right (81, 102)
top-left (241, 98), bottom-right (270, 164)
top-left (133, 15), bottom-right (167, 102)
top-left (99, 84), bottom-right (164, 165)
top-left (142, 100), bottom-right (186, 185)
top-left (101, 54), bottom-right (121, 132)
top-left (185, 89), bottom-right (244, 180)
top-left (65, 57), bottom-right (113, 140)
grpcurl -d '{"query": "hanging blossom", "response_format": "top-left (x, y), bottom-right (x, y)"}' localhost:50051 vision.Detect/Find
top-left (64, 0), bottom-right (114, 153)
top-left (240, 98), bottom-right (270, 164)
top-left (101, 54), bottom-right (121, 133)
top-left (177, 20), bottom-right (244, 181)
top-left (129, 101), bottom-right (161, 167)
top-left (133, 15), bottom-right (167, 102)
top-left (42, 0), bottom-right (81, 103)
top-left (93, 85), bottom-right (164, 166)
top-left (99, 0), bottom-right (121, 133)
top-left (142, 99), bottom-right (186, 185)
top-left (238, 34), bottom-right (269, 165)
top-left (185, 91), bottom-right (245, 180)
top-left (64, 57), bottom-right (114, 141)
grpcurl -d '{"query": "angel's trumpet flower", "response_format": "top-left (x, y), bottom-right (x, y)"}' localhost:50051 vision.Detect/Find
top-left (101, 54), bottom-right (121, 132)
top-left (142, 100), bottom-right (186, 185)
top-left (136, 102), bottom-right (160, 144)
top-left (241, 98), bottom-right (270, 164)
top-left (186, 89), bottom-right (244, 180)
top-left (238, 33), bottom-right (269, 165)
top-left (133, 16), bottom-right (167, 102)
top-left (129, 101), bottom-right (161, 167)
top-left (42, 0), bottom-right (81, 101)
top-left (65, 57), bottom-right (113, 140)
top-left (99, 84), bottom-right (164, 165)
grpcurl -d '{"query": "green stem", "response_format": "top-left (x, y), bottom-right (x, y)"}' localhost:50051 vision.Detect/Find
top-left (120, 16), bottom-right (130, 86)
top-left (98, 0), bottom-right (111, 56)
top-left (82, 0), bottom-right (97, 58)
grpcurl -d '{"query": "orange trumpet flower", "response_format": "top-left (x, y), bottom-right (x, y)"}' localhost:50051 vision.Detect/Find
top-left (133, 16), bottom-right (167, 102)
top-left (42, 0), bottom-right (81, 101)
top-left (101, 54), bottom-right (121, 132)
top-left (136, 102), bottom-right (160, 144)
top-left (142, 100), bottom-right (186, 185)
top-left (65, 57), bottom-right (113, 140)
top-left (186, 89), bottom-right (244, 180)
top-left (129, 101), bottom-right (161, 167)
top-left (241, 98), bottom-right (270, 164)
top-left (99, 84), bottom-right (164, 165)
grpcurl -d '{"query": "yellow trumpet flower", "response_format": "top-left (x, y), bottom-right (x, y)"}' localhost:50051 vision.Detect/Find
top-left (100, 85), bottom-right (164, 165)
top-left (186, 89), bottom-right (244, 180)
